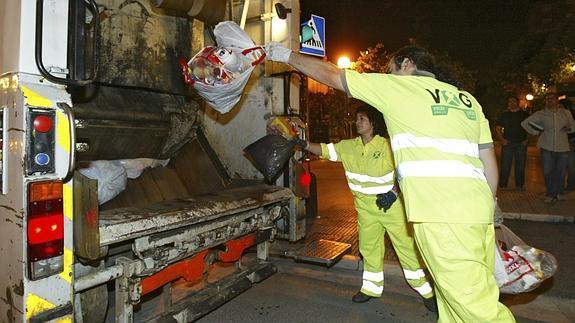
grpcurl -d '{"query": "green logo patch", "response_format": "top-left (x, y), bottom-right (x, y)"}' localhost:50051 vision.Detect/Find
top-left (431, 105), bottom-right (476, 120)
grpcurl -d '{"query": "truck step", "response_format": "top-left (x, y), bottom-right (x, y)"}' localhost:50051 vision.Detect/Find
top-left (294, 239), bottom-right (351, 267)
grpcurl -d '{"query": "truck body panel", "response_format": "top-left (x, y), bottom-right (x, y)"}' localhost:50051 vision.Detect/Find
top-left (1, 0), bottom-right (307, 321)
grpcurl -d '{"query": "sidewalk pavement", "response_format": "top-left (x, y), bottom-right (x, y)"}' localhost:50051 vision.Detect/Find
top-left (497, 189), bottom-right (575, 223)
top-left (495, 143), bottom-right (575, 223)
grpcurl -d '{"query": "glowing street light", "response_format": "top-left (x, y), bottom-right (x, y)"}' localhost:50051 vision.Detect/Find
top-left (526, 94), bottom-right (534, 101)
top-left (337, 56), bottom-right (351, 69)
top-left (571, 63), bottom-right (575, 72)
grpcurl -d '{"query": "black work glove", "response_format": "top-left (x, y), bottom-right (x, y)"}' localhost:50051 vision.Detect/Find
top-left (376, 191), bottom-right (398, 212)
top-left (291, 137), bottom-right (308, 149)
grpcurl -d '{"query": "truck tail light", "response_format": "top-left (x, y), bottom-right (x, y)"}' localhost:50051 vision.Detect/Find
top-left (299, 171), bottom-right (312, 187)
top-left (27, 110), bottom-right (55, 174)
top-left (28, 181), bottom-right (64, 280)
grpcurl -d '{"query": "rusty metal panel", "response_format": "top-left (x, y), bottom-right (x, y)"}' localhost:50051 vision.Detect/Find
top-left (95, 0), bottom-right (195, 95)
top-left (72, 84), bottom-right (198, 161)
top-left (172, 131), bottom-right (230, 196)
top-left (73, 172), bottom-right (101, 262)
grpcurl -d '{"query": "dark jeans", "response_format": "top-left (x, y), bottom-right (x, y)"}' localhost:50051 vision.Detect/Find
top-left (540, 148), bottom-right (569, 198)
top-left (499, 142), bottom-right (527, 188)
top-left (566, 141), bottom-right (575, 190)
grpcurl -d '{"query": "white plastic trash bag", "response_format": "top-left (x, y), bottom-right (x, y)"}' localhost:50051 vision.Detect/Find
top-left (79, 160), bottom-right (127, 205)
top-left (117, 158), bottom-right (169, 179)
top-left (179, 21), bottom-right (266, 113)
top-left (493, 224), bottom-right (558, 294)
top-left (79, 158), bottom-right (170, 204)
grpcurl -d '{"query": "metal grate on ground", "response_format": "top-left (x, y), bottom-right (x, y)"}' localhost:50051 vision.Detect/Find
top-left (305, 208), bottom-right (399, 261)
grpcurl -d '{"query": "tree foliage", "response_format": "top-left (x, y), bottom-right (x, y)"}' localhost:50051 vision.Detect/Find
top-left (353, 41), bottom-right (478, 92)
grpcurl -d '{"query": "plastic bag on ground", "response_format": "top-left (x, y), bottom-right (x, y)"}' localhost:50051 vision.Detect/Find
top-left (244, 134), bottom-right (297, 183)
top-left (493, 224), bottom-right (558, 294)
top-left (180, 21), bottom-right (266, 113)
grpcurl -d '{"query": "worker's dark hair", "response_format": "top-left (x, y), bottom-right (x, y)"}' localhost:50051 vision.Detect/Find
top-left (392, 46), bottom-right (435, 75)
top-left (391, 45), bottom-right (461, 87)
top-left (356, 105), bottom-right (387, 137)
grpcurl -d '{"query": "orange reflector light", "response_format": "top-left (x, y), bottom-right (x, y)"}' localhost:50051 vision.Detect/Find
top-left (29, 181), bottom-right (63, 202)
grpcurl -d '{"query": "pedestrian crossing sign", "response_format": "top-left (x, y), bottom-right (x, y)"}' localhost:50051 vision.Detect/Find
top-left (300, 14), bottom-right (325, 57)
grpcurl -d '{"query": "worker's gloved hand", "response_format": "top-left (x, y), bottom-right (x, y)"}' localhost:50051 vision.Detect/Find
top-left (376, 191), bottom-right (397, 212)
top-left (265, 41), bottom-right (292, 63)
top-left (291, 137), bottom-right (308, 149)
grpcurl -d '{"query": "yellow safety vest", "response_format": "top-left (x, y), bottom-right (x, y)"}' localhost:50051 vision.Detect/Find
top-left (345, 70), bottom-right (494, 223)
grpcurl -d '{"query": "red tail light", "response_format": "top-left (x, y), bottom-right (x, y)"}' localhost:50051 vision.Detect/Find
top-left (28, 181), bottom-right (64, 280)
top-left (299, 171), bottom-right (312, 187)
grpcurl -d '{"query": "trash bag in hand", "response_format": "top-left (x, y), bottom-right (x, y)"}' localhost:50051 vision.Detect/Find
top-left (179, 21), bottom-right (266, 113)
top-left (493, 224), bottom-right (558, 294)
top-left (244, 135), bottom-right (297, 183)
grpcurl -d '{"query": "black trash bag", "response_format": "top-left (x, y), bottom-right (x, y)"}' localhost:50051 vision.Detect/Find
top-left (244, 134), bottom-right (297, 183)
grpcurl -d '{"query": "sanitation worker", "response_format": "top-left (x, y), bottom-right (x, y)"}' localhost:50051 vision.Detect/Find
top-left (267, 43), bottom-right (515, 322)
top-left (296, 104), bottom-right (436, 311)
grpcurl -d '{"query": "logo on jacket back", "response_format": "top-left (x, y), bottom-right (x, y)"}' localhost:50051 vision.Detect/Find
top-left (426, 89), bottom-right (476, 120)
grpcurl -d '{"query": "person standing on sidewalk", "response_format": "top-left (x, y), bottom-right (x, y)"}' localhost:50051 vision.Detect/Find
top-left (295, 104), bottom-right (437, 312)
top-left (495, 96), bottom-right (529, 191)
top-left (521, 88), bottom-right (574, 203)
top-left (560, 98), bottom-right (575, 191)
top-left (266, 42), bottom-right (515, 322)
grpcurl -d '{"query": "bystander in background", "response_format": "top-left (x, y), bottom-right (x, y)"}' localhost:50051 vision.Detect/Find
top-left (560, 97), bottom-right (575, 191)
top-left (496, 96), bottom-right (529, 191)
top-left (521, 87), bottom-right (574, 203)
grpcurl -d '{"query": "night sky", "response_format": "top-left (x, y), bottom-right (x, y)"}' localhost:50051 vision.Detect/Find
top-left (300, 0), bottom-right (530, 73)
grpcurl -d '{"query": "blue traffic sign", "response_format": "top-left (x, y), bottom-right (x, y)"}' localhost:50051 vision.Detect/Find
top-left (300, 14), bottom-right (325, 57)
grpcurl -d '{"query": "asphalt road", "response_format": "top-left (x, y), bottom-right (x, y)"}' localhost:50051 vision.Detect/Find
top-left (197, 157), bottom-right (575, 323)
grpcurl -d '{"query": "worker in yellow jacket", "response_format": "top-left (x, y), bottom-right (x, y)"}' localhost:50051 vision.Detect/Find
top-left (296, 104), bottom-right (436, 311)
top-left (267, 43), bottom-right (515, 322)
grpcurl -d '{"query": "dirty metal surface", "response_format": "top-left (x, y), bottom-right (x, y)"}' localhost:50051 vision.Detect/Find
top-left (294, 239), bottom-right (351, 267)
top-left (96, 0), bottom-right (194, 95)
top-left (99, 184), bottom-right (293, 245)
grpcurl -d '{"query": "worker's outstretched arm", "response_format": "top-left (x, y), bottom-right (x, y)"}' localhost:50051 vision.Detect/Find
top-left (266, 42), bottom-right (345, 92)
top-left (292, 137), bottom-right (323, 156)
top-left (479, 147), bottom-right (499, 198)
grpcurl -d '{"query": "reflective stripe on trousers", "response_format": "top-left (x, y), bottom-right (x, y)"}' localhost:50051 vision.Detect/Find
top-left (361, 270), bottom-right (384, 296)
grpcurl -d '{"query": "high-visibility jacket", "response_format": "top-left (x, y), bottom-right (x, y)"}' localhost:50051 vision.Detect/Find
top-left (344, 70), bottom-right (494, 224)
top-left (320, 135), bottom-right (433, 298)
top-left (320, 135), bottom-right (404, 222)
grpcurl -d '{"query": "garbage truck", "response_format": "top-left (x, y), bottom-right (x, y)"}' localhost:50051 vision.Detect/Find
top-left (0, 0), bottom-right (319, 321)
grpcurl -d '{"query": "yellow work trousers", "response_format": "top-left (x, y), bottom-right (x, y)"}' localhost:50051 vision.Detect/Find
top-left (413, 222), bottom-right (516, 323)
top-left (357, 199), bottom-right (432, 298)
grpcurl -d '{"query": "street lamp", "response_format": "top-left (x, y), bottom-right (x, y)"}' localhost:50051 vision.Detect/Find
top-left (337, 56), bottom-right (351, 69)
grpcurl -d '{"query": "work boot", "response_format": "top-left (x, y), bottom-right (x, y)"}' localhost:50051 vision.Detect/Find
top-left (352, 291), bottom-right (374, 303)
top-left (422, 296), bottom-right (438, 312)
